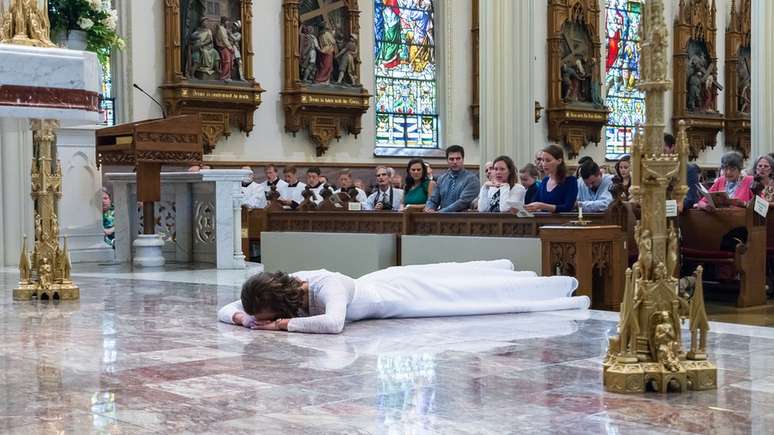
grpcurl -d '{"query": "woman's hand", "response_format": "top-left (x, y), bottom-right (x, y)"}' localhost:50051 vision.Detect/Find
top-left (233, 312), bottom-right (258, 329)
top-left (250, 318), bottom-right (290, 331)
top-left (696, 201), bottom-right (714, 211)
top-left (525, 202), bottom-right (549, 212)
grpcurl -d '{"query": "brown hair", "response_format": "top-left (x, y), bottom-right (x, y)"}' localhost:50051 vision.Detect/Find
top-left (542, 144), bottom-right (567, 183)
top-left (240, 271), bottom-right (305, 318)
top-left (493, 155), bottom-right (517, 187)
top-left (519, 163), bottom-right (539, 179)
top-left (283, 165), bottom-right (297, 174)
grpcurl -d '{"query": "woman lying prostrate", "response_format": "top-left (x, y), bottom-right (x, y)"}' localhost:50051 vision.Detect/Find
top-left (217, 260), bottom-right (589, 334)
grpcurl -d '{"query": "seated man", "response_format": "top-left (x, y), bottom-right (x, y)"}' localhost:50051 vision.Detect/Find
top-left (424, 145), bottom-right (480, 212)
top-left (280, 165), bottom-right (306, 209)
top-left (334, 169), bottom-right (368, 205)
top-left (365, 166), bottom-right (403, 211)
top-left (577, 160), bottom-right (614, 212)
top-left (240, 165), bottom-right (266, 209)
top-left (260, 164), bottom-right (288, 196)
top-left (305, 167), bottom-right (325, 204)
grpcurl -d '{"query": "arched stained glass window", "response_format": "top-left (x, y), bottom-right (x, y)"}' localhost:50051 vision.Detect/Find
top-left (604, 0), bottom-right (645, 160)
top-left (374, 0), bottom-right (438, 150)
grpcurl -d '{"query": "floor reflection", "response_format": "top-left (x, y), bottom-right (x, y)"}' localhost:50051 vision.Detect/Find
top-left (1, 269), bottom-right (773, 434)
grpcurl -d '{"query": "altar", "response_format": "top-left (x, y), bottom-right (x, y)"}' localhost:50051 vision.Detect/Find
top-left (106, 170), bottom-right (249, 269)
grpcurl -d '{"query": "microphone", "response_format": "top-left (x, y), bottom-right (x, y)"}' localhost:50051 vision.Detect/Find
top-left (132, 83), bottom-right (167, 119)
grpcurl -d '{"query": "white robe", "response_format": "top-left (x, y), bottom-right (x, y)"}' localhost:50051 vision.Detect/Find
top-left (241, 182), bottom-right (266, 209)
top-left (307, 183), bottom-right (326, 204)
top-left (334, 187), bottom-right (368, 205)
top-left (217, 260), bottom-right (589, 334)
top-left (281, 181), bottom-right (307, 206)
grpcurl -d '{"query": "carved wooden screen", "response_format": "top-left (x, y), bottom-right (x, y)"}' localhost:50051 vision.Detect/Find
top-left (604, 0), bottom-right (645, 160)
top-left (374, 0), bottom-right (439, 153)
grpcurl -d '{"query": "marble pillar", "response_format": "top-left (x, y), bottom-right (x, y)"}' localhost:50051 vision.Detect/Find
top-left (56, 126), bottom-right (114, 263)
top-left (751, 0), bottom-right (774, 158)
top-left (0, 119), bottom-right (34, 267)
top-left (479, 0), bottom-right (536, 170)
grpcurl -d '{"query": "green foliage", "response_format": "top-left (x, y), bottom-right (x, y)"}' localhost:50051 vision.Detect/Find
top-left (48, 0), bottom-right (124, 66)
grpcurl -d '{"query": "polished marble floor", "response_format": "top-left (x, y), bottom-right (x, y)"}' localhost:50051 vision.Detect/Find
top-left (2, 265), bottom-right (774, 434)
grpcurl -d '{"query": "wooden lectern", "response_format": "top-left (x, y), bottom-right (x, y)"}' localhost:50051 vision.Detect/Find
top-left (95, 115), bottom-right (203, 234)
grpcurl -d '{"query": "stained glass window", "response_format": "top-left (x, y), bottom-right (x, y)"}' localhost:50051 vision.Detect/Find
top-left (604, 0), bottom-right (645, 160)
top-left (98, 0), bottom-right (116, 126)
top-left (374, 0), bottom-right (438, 149)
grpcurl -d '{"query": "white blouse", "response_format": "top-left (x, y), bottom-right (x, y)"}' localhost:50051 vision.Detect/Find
top-left (477, 183), bottom-right (526, 212)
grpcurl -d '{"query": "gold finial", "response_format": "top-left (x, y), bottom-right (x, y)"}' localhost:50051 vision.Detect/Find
top-left (0, 0), bottom-right (56, 47)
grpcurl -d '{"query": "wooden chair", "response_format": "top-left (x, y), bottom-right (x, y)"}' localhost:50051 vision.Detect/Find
top-left (680, 206), bottom-right (766, 307)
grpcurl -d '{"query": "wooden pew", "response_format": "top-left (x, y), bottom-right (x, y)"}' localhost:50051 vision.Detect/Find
top-left (241, 207), bottom-right (267, 262)
top-left (766, 208), bottom-right (774, 295)
top-left (680, 206), bottom-right (766, 307)
top-left (242, 203), bottom-right (631, 310)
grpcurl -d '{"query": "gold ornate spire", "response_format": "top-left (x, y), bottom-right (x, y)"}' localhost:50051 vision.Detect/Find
top-left (602, 0), bottom-right (716, 394)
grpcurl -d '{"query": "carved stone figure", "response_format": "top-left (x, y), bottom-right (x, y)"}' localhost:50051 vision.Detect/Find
top-left (686, 49), bottom-right (721, 112)
top-left (737, 51), bottom-right (751, 113)
top-left (187, 17), bottom-right (220, 80)
top-left (299, 24), bottom-right (319, 82)
top-left (561, 56), bottom-right (588, 102)
top-left (314, 22), bottom-right (337, 84)
top-left (653, 311), bottom-right (681, 372)
top-left (38, 257), bottom-right (52, 290)
top-left (687, 68), bottom-right (703, 111)
top-left (335, 34), bottom-right (359, 85)
top-left (214, 16), bottom-right (235, 81)
top-left (34, 213), bottom-right (42, 237)
top-left (229, 20), bottom-right (243, 81)
top-left (701, 66), bottom-right (723, 112)
top-left (666, 222), bottom-right (678, 278)
top-left (639, 229), bottom-right (653, 279)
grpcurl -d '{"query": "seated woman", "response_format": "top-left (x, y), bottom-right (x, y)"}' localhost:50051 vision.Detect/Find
top-left (696, 151), bottom-right (754, 210)
top-left (751, 154), bottom-right (774, 202)
top-left (612, 154), bottom-right (631, 200)
top-left (401, 158), bottom-right (436, 210)
top-left (525, 144), bottom-right (578, 213)
top-left (218, 260), bottom-right (588, 334)
top-left (478, 156), bottom-right (526, 212)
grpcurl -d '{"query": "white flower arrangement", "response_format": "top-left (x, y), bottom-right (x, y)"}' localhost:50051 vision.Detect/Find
top-left (78, 17), bottom-right (94, 30)
top-left (48, 0), bottom-right (125, 66)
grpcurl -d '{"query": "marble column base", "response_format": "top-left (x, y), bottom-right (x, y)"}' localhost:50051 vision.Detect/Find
top-left (133, 235), bottom-right (165, 267)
